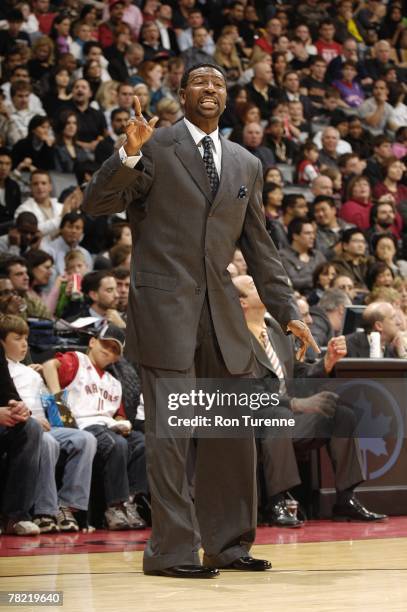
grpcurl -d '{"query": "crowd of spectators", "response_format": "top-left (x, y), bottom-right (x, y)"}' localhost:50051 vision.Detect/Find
top-left (0, 0), bottom-right (406, 536)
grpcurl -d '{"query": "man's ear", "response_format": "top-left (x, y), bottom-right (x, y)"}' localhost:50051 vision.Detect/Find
top-left (88, 289), bottom-right (97, 304)
top-left (374, 321), bottom-right (383, 333)
top-left (239, 296), bottom-right (247, 310)
top-left (179, 88), bottom-right (185, 106)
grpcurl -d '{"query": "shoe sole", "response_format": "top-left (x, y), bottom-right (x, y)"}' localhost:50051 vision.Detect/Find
top-left (144, 571), bottom-right (218, 578)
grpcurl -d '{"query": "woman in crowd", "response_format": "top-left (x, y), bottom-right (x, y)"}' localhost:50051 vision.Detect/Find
top-left (25, 249), bottom-right (55, 310)
top-left (308, 262), bottom-right (337, 306)
top-left (229, 102), bottom-right (262, 144)
top-left (42, 67), bottom-right (72, 116)
top-left (28, 37), bottom-right (55, 88)
top-left (272, 51), bottom-right (288, 88)
top-left (373, 157), bottom-right (407, 213)
top-left (83, 60), bottom-right (104, 100)
top-left (213, 35), bottom-right (242, 87)
top-left (264, 166), bottom-right (284, 187)
top-left (366, 261), bottom-right (395, 292)
top-left (136, 61), bottom-right (165, 113)
top-left (370, 233), bottom-right (407, 279)
top-left (11, 116), bottom-right (55, 172)
top-left (53, 110), bottom-right (89, 173)
top-left (340, 175), bottom-right (374, 231)
top-left (50, 14), bottom-right (73, 56)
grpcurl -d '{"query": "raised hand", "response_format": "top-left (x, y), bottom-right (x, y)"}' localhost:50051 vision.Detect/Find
top-left (286, 319), bottom-right (320, 362)
top-left (124, 95), bottom-right (159, 156)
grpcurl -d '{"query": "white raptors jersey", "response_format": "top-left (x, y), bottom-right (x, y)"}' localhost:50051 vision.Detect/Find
top-left (64, 352), bottom-right (122, 430)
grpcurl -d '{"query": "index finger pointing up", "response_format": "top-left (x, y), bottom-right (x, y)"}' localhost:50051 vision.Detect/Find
top-left (134, 95), bottom-right (142, 117)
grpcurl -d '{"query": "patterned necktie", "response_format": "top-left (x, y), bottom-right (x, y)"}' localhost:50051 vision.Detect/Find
top-left (260, 326), bottom-right (287, 395)
top-left (201, 135), bottom-right (219, 195)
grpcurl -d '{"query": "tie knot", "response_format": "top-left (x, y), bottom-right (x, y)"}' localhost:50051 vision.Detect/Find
top-left (201, 135), bottom-right (213, 151)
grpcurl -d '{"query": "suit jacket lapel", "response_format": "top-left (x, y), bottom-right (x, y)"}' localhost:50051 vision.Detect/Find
top-left (173, 121), bottom-right (213, 203)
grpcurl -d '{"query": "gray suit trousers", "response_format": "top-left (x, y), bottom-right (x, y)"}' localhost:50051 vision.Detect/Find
top-left (140, 297), bottom-right (257, 572)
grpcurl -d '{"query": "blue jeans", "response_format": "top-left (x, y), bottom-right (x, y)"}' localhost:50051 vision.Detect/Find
top-left (34, 427), bottom-right (97, 516)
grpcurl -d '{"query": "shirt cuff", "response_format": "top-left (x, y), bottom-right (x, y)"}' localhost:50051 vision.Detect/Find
top-left (119, 145), bottom-right (143, 168)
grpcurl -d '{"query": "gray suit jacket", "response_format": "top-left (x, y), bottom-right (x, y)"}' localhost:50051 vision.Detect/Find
top-left (82, 120), bottom-right (299, 371)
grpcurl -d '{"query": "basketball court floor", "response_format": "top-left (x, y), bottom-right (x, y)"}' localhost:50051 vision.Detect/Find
top-left (1, 519), bottom-right (407, 611)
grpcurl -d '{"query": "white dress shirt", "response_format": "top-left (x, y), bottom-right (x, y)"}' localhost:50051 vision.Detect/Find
top-left (119, 117), bottom-right (222, 178)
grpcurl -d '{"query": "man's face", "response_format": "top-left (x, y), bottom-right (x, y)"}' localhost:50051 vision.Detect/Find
top-left (72, 79), bottom-right (91, 104)
top-left (31, 173), bottom-right (52, 204)
top-left (0, 278), bottom-right (25, 314)
top-left (11, 68), bottom-right (30, 83)
top-left (17, 221), bottom-right (38, 248)
top-left (230, 3), bottom-right (244, 21)
top-left (0, 155), bottom-right (12, 181)
top-left (294, 223), bottom-right (315, 250)
top-left (344, 233), bottom-right (366, 257)
top-left (313, 176), bottom-right (333, 196)
top-left (348, 119), bottom-right (362, 138)
top-left (376, 43), bottom-right (391, 63)
top-left (243, 123), bottom-right (263, 148)
top-left (268, 121), bottom-right (284, 139)
top-left (193, 28), bottom-right (208, 49)
top-left (110, 3), bottom-right (124, 22)
top-left (320, 23), bottom-right (335, 42)
top-left (12, 89), bottom-right (30, 111)
top-left (115, 275), bottom-right (130, 310)
top-left (376, 203), bottom-right (395, 228)
top-left (313, 201), bottom-right (336, 227)
top-left (267, 19), bottom-right (282, 37)
top-left (376, 304), bottom-right (399, 344)
top-left (375, 141), bottom-right (392, 161)
top-left (297, 298), bottom-right (313, 325)
top-left (112, 111), bottom-right (130, 135)
top-left (34, 0), bottom-right (50, 13)
top-left (61, 219), bottom-right (84, 246)
top-left (322, 129), bottom-right (339, 154)
top-left (127, 47), bottom-right (144, 67)
top-left (343, 40), bottom-right (358, 61)
top-left (235, 275), bottom-right (264, 314)
top-left (344, 155), bottom-right (365, 176)
top-left (310, 61), bottom-right (327, 80)
top-left (86, 46), bottom-right (102, 62)
top-left (158, 4), bottom-right (172, 20)
top-left (373, 80), bottom-right (388, 102)
top-left (188, 11), bottom-right (203, 28)
top-left (292, 197), bottom-right (308, 218)
top-left (333, 275), bottom-right (355, 298)
top-left (90, 276), bottom-right (119, 311)
top-left (8, 263), bottom-right (30, 292)
top-left (179, 67), bottom-right (227, 124)
top-left (284, 73), bottom-right (299, 93)
top-left (255, 62), bottom-right (273, 84)
top-left (118, 85), bottom-right (134, 109)
top-left (1, 332), bottom-right (28, 362)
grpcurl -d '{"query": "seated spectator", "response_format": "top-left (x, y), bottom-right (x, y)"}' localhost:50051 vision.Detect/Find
top-left (65, 269), bottom-right (125, 329)
top-left (46, 211), bottom-right (93, 276)
top-left (25, 248), bottom-right (55, 305)
top-left (370, 233), bottom-right (407, 279)
top-left (76, 42), bottom-right (112, 83)
top-left (332, 228), bottom-right (369, 291)
top-left (345, 116), bottom-right (373, 160)
top-left (332, 61), bottom-right (365, 108)
top-left (108, 43), bottom-right (144, 84)
top-left (95, 108), bottom-right (129, 165)
top-left (112, 266), bottom-right (130, 318)
top-left (300, 56), bottom-right (328, 112)
top-left (297, 142), bottom-right (320, 185)
top-left (177, 9), bottom-right (215, 55)
top-left (140, 20), bottom-right (167, 62)
top-left (246, 60), bottom-right (278, 121)
top-left (373, 157), bottom-right (407, 213)
top-left (53, 110), bottom-right (90, 174)
top-left (389, 84), bottom-right (407, 131)
top-left (228, 102), bottom-right (262, 145)
top-left (14, 171), bottom-right (80, 247)
top-left (42, 67), bottom-right (72, 117)
top-left (0, 9), bottom-right (31, 56)
top-left (311, 175), bottom-right (334, 199)
top-left (338, 153), bottom-right (366, 186)
top-left (317, 127), bottom-right (342, 171)
top-left (308, 262), bottom-right (337, 306)
top-left (339, 175), bottom-right (374, 231)
top-left (271, 52), bottom-right (288, 89)
top-left (264, 166), bottom-right (284, 187)
top-left (364, 39), bottom-right (401, 82)
top-left (50, 13), bottom-right (73, 56)
top-left (367, 197), bottom-right (403, 246)
top-left (11, 115), bottom-right (55, 172)
top-left (27, 36), bottom-right (54, 89)
top-left (365, 135), bottom-right (394, 184)
top-left (6, 81), bottom-right (38, 147)
top-left (331, 273), bottom-right (356, 302)
top-left (0, 212), bottom-right (40, 256)
top-left (62, 79), bottom-right (107, 156)
top-left (1, 314), bottom-right (97, 533)
top-left (359, 79), bottom-right (398, 137)
top-left (366, 261), bottom-right (395, 292)
top-left (264, 117), bottom-right (298, 165)
top-left (326, 36), bottom-right (367, 84)
top-left (70, 21), bottom-right (93, 63)
top-left (346, 301), bottom-right (407, 358)
top-left (313, 195), bottom-right (353, 259)
top-left (33, 0), bottom-right (57, 36)
top-left (2, 65), bottom-right (44, 118)
top-left (281, 193), bottom-right (309, 228)
top-left (0, 147), bottom-right (21, 228)
top-left (155, 98), bottom-right (182, 127)
top-left (98, 0), bottom-right (125, 49)
top-left (0, 342), bottom-right (42, 536)
top-left (181, 26), bottom-right (217, 71)
top-left (42, 324), bottom-right (148, 530)
top-left (309, 288), bottom-right (352, 348)
top-left (294, 22), bottom-right (317, 55)
top-left (289, 36), bottom-right (312, 74)
top-left (280, 70), bottom-right (313, 119)
top-left (315, 19), bottom-right (342, 64)
top-left (109, 244), bottom-right (131, 270)
top-left (279, 218), bottom-right (326, 296)
top-left (287, 100), bottom-right (311, 143)
top-left (104, 21), bottom-right (133, 66)
top-left (1, 255), bottom-right (51, 318)
top-left (213, 35), bottom-right (242, 87)
top-left (241, 122), bottom-right (275, 171)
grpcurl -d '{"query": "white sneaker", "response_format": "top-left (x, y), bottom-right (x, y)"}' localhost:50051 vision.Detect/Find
top-left (105, 506), bottom-right (130, 530)
top-left (5, 520), bottom-right (40, 536)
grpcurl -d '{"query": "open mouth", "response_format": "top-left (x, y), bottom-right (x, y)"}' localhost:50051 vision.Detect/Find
top-left (199, 97), bottom-right (218, 109)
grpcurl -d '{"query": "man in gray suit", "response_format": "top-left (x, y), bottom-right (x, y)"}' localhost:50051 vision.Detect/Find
top-left (233, 275), bottom-right (387, 525)
top-left (82, 63), bottom-right (319, 579)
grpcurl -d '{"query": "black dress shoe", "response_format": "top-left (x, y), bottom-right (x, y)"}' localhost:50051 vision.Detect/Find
top-left (267, 500), bottom-right (303, 528)
top-left (144, 565), bottom-right (220, 578)
top-left (332, 496), bottom-right (388, 522)
top-left (221, 556), bottom-right (272, 571)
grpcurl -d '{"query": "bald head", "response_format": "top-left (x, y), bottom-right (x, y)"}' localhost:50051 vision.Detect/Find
top-left (362, 301), bottom-right (398, 344)
top-left (243, 122), bottom-right (263, 148)
top-left (232, 274), bottom-right (265, 317)
top-left (312, 175), bottom-right (333, 197)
